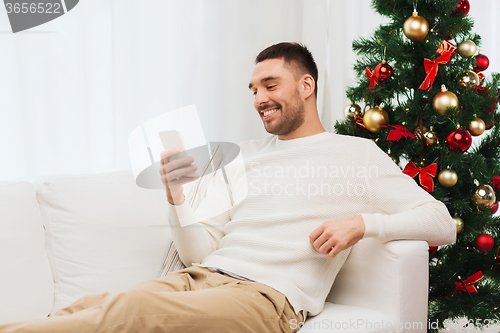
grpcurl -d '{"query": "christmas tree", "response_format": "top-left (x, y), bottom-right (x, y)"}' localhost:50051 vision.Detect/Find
top-left (334, 0), bottom-right (500, 331)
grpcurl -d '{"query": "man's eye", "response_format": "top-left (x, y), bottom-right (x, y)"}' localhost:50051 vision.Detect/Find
top-left (267, 85), bottom-right (276, 89)
top-left (252, 91), bottom-right (257, 96)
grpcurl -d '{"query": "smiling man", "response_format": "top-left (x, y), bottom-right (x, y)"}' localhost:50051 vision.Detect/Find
top-left (0, 42), bottom-right (456, 333)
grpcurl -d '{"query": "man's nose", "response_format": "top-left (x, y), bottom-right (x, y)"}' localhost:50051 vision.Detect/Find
top-left (254, 90), bottom-right (269, 107)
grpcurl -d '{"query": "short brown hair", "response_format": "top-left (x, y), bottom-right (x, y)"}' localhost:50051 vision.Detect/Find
top-left (255, 42), bottom-right (318, 98)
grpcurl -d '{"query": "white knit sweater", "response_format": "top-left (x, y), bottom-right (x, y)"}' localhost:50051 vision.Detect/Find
top-left (167, 131), bottom-right (456, 317)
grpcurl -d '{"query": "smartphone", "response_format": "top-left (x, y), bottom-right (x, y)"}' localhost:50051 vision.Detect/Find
top-left (158, 130), bottom-right (197, 177)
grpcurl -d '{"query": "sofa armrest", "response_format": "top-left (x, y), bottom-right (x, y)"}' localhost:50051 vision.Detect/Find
top-left (326, 239), bottom-right (429, 330)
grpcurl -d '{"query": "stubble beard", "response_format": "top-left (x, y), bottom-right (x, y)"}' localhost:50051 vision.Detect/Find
top-left (263, 89), bottom-right (306, 136)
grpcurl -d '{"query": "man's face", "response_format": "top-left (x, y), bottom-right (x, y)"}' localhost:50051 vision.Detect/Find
top-left (248, 58), bottom-right (305, 136)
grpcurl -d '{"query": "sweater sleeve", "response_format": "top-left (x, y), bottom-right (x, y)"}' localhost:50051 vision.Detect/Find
top-left (360, 141), bottom-right (456, 246)
top-left (167, 167), bottom-right (233, 266)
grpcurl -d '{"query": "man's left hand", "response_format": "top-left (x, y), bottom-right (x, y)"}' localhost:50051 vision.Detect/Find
top-left (309, 215), bottom-right (365, 259)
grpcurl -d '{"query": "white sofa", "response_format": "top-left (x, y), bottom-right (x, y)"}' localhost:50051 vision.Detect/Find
top-left (0, 170), bottom-right (429, 333)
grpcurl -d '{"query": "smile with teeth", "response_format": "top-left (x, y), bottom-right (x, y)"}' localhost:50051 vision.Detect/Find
top-left (263, 108), bottom-right (279, 119)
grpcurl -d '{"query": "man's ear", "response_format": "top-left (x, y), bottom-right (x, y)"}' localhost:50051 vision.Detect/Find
top-left (300, 74), bottom-right (315, 100)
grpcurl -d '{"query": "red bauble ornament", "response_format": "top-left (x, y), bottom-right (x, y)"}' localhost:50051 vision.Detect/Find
top-left (473, 54), bottom-right (490, 72)
top-left (446, 128), bottom-right (472, 152)
top-left (474, 233), bottom-right (494, 252)
top-left (453, 0), bottom-right (470, 16)
top-left (491, 203), bottom-right (499, 214)
top-left (374, 62), bottom-right (393, 81)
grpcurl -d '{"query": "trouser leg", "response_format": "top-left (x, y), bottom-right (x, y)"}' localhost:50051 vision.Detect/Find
top-left (0, 265), bottom-right (303, 333)
top-left (37, 264), bottom-right (208, 318)
top-left (51, 292), bottom-right (112, 316)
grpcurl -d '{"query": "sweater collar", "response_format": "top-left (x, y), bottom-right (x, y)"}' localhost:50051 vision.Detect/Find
top-left (274, 131), bottom-right (331, 147)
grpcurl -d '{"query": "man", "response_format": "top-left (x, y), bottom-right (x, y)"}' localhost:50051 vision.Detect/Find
top-left (0, 42), bottom-right (456, 333)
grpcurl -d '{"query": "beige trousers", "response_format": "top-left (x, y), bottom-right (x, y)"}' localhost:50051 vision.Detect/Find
top-left (0, 265), bottom-right (303, 333)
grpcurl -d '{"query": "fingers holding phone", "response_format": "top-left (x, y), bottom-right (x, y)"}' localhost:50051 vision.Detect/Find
top-left (160, 148), bottom-right (199, 186)
top-left (159, 147), bottom-right (200, 205)
top-left (158, 130), bottom-right (200, 205)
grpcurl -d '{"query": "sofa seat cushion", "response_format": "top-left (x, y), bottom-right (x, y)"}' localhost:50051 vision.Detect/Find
top-left (298, 303), bottom-right (398, 333)
top-left (0, 181), bottom-right (54, 325)
top-left (35, 171), bottom-right (171, 315)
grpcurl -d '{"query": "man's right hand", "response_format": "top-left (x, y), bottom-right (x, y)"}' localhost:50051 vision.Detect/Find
top-left (159, 147), bottom-right (200, 205)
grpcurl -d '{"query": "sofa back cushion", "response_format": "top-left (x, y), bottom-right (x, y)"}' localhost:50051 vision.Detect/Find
top-left (35, 171), bottom-right (171, 315)
top-left (0, 181), bottom-right (54, 325)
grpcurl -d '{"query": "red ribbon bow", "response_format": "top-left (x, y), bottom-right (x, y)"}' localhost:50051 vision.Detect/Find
top-left (366, 67), bottom-right (379, 92)
top-left (493, 176), bottom-right (500, 190)
top-left (418, 52), bottom-right (451, 91)
top-left (452, 271), bottom-right (484, 296)
top-left (403, 162), bottom-right (437, 192)
top-left (475, 86), bottom-right (490, 96)
top-left (387, 125), bottom-right (416, 141)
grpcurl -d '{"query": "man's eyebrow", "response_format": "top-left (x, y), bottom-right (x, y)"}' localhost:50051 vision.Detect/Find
top-left (248, 76), bottom-right (280, 89)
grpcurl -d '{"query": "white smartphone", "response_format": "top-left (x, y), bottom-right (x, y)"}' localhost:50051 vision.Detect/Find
top-left (158, 129), bottom-right (197, 177)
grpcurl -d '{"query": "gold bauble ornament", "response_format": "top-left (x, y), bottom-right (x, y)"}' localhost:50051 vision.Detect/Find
top-left (344, 104), bottom-right (361, 119)
top-left (468, 117), bottom-right (485, 136)
top-left (472, 184), bottom-right (496, 208)
top-left (423, 129), bottom-right (438, 145)
top-left (403, 12), bottom-right (429, 41)
top-left (438, 169), bottom-right (458, 187)
top-left (458, 71), bottom-right (480, 91)
top-left (432, 86), bottom-right (459, 115)
top-left (363, 106), bottom-right (389, 133)
top-left (414, 126), bottom-right (429, 140)
top-left (453, 216), bottom-right (464, 234)
top-left (457, 40), bottom-right (477, 58)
